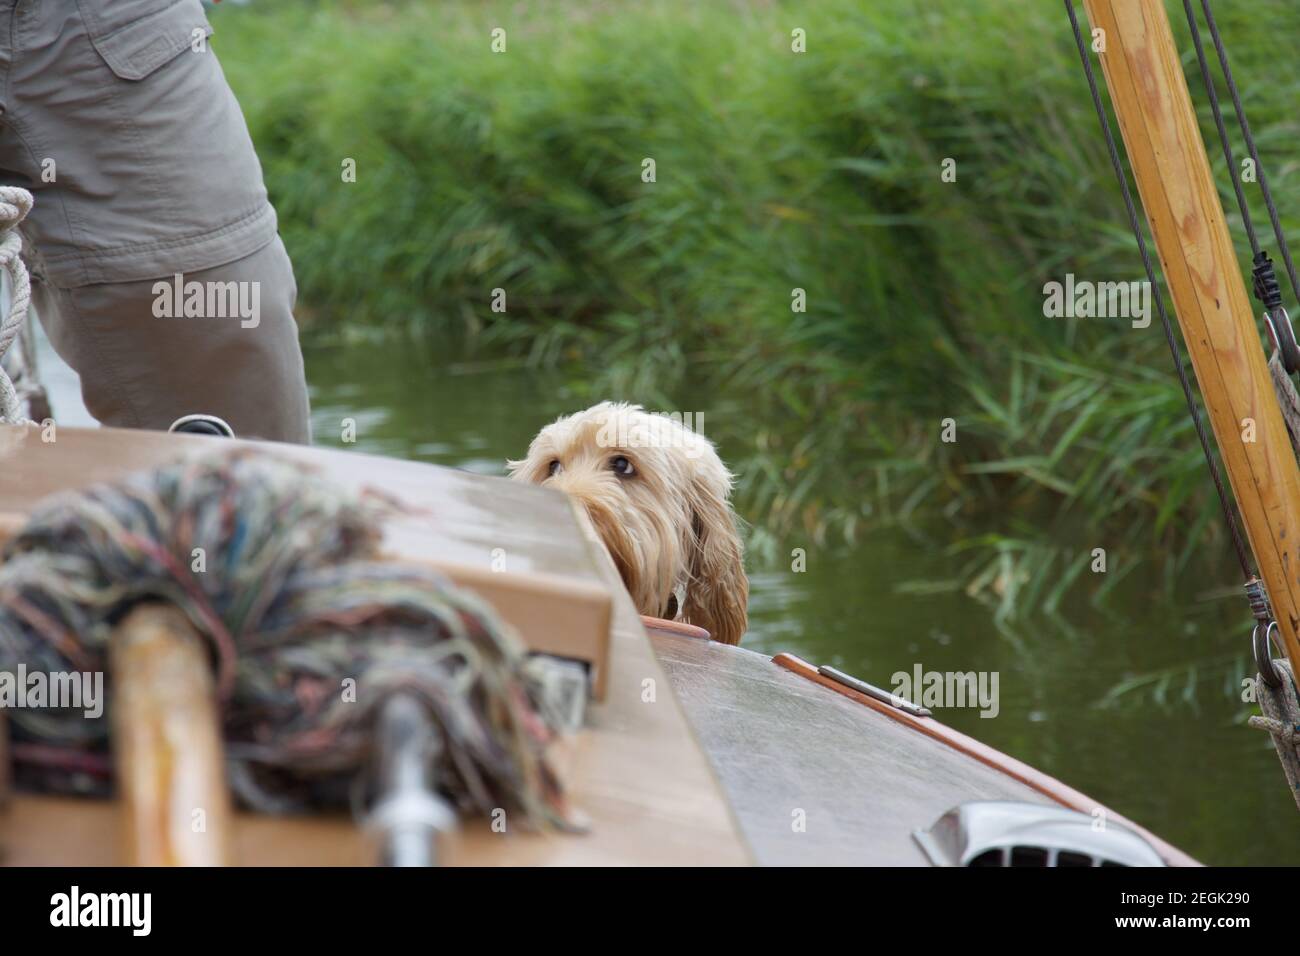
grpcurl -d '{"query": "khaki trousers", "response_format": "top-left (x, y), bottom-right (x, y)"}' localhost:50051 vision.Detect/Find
top-left (0, 0), bottom-right (310, 442)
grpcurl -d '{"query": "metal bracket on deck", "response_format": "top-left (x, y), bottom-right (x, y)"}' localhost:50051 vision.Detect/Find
top-left (526, 654), bottom-right (590, 732)
top-left (817, 665), bottom-right (932, 717)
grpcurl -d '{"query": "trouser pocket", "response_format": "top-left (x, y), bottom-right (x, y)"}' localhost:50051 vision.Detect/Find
top-left (9, 0), bottom-right (274, 288)
top-left (76, 0), bottom-right (213, 80)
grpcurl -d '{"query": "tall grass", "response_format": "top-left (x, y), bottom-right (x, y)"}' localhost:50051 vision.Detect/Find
top-left (212, 0), bottom-right (1300, 601)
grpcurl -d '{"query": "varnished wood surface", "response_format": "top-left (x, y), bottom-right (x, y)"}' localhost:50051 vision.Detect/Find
top-left (654, 634), bottom-right (1052, 865)
top-left (111, 606), bottom-right (232, 866)
top-left (773, 653), bottom-right (1198, 866)
top-left (0, 425), bottom-right (750, 866)
top-left (641, 615), bottom-right (711, 641)
top-left (660, 637), bottom-right (1196, 866)
top-left (3, 796), bottom-right (368, 867)
top-left (1083, 0), bottom-right (1300, 674)
top-left (0, 425), bottom-right (612, 697)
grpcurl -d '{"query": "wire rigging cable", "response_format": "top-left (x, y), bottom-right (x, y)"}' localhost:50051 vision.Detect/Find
top-left (1182, 0), bottom-right (1300, 373)
top-left (1182, 0), bottom-right (1259, 259)
top-left (1063, 0), bottom-right (1255, 585)
top-left (1197, 0), bottom-right (1300, 313)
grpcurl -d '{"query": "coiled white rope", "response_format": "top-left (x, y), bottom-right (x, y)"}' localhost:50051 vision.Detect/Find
top-left (0, 185), bottom-right (34, 424)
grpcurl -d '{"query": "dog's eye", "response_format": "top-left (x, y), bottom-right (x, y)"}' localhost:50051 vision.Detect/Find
top-left (547, 459), bottom-right (562, 477)
top-left (610, 455), bottom-right (635, 477)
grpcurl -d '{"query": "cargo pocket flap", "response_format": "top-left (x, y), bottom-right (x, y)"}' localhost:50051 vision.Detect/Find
top-left (86, 1), bottom-right (214, 81)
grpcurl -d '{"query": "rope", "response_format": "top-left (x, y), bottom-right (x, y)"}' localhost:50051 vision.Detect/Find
top-left (1268, 350), bottom-right (1300, 448)
top-left (1252, 354), bottom-right (1300, 806)
top-left (1248, 660), bottom-right (1300, 812)
top-left (0, 185), bottom-right (33, 424)
top-left (0, 450), bottom-right (578, 830)
top-left (1065, 0), bottom-right (1255, 582)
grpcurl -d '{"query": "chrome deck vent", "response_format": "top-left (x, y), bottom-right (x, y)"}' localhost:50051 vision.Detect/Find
top-left (913, 801), bottom-right (1166, 867)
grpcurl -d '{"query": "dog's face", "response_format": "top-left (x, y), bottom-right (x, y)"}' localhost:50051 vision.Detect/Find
top-left (508, 402), bottom-right (747, 645)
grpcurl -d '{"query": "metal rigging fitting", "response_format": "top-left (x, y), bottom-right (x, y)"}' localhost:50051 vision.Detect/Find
top-left (365, 693), bottom-right (457, 867)
top-left (1254, 622), bottom-right (1284, 690)
top-left (1254, 252), bottom-right (1300, 374)
top-left (1246, 577), bottom-right (1283, 689)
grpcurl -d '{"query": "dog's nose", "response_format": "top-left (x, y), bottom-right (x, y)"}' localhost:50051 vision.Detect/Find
top-left (547, 472), bottom-right (614, 501)
top-left (547, 478), bottom-right (618, 536)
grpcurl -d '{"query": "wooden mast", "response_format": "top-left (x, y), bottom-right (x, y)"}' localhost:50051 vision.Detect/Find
top-left (1082, 0), bottom-right (1300, 676)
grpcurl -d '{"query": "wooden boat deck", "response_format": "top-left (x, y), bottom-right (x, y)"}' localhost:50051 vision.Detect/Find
top-left (657, 634), bottom-right (1197, 866)
top-left (655, 633), bottom-right (1051, 865)
top-left (0, 425), bottom-right (1195, 866)
top-left (0, 425), bottom-right (750, 865)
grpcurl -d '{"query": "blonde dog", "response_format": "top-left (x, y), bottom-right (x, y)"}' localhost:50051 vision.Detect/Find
top-left (508, 402), bottom-right (748, 645)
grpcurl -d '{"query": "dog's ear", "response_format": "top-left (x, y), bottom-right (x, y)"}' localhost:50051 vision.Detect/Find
top-left (682, 456), bottom-right (748, 645)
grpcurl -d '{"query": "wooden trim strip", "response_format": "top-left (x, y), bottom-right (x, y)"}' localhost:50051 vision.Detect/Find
top-left (640, 616), bottom-right (711, 641)
top-left (772, 653), bottom-right (1199, 867)
top-left (112, 605), bottom-right (233, 866)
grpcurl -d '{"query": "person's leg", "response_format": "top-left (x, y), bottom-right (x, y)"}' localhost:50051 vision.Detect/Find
top-left (0, 0), bottom-right (310, 442)
top-left (33, 237), bottom-right (310, 440)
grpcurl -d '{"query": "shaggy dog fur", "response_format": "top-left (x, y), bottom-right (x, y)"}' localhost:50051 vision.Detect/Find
top-left (508, 402), bottom-right (748, 645)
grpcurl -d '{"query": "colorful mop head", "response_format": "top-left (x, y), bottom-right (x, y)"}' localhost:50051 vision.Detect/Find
top-left (0, 450), bottom-right (576, 830)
